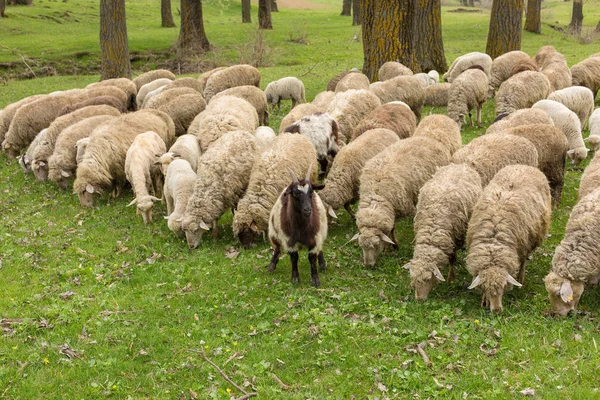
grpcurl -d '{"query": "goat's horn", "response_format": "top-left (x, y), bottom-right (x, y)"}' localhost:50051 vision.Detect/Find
top-left (287, 167), bottom-right (299, 184)
top-left (305, 162), bottom-right (313, 181)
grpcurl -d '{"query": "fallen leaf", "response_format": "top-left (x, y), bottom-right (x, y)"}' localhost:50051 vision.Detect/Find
top-left (377, 382), bottom-right (388, 392)
top-left (59, 291), bottom-right (75, 300)
top-left (574, 334), bottom-right (582, 342)
top-left (189, 389), bottom-right (198, 399)
top-left (59, 344), bottom-right (81, 359)
top-left (520, 388), bottom-right (535, 397)
top-left (225, 247), bottom-right (240, 259)
top-left (146, 252), bottom-right (160, 264)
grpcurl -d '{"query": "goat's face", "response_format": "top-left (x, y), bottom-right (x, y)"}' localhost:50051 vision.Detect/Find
top-left (544, 272), bottom-right (584, 316)
top-left (289, 180), bottom-right (314, 218)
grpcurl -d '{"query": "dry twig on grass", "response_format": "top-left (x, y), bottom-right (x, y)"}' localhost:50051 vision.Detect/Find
top-left (195, 347), bottom-right (258, 399)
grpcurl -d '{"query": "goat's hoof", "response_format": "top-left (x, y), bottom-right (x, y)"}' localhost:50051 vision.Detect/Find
top-left (312, 278), bottom-right (321, 287)
top-left (291, 276), bottom-right (300, 284)
top-left (267, 264), bottom-right (276, 273)
top-left (319, 263), bottom-right (326, 272)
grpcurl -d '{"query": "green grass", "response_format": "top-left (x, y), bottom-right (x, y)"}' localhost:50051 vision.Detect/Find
top-left (2, 0), bottom-right (600, 398)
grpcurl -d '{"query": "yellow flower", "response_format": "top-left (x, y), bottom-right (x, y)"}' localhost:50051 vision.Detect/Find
top-left (112, 385), bottom-right (117, 389)
top-left (226, 388), bottom-right (231, 393)
top-left (474, 319), bottom-right (480, 324)
top-left (204, 345), bottom-right (208, 349)
top-left (43, 358), bottom-right (49, 364)
top-left (233, 341), bottom-right (238, 346)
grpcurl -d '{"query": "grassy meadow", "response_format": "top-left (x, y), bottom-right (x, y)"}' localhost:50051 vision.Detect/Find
top-left (1, 0), bottom-right (600, 398)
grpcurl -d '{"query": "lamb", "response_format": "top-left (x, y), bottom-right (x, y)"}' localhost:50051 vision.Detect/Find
top-left (59, 96), bottom-right (127, 115)
top-left (73, 109), bottom-right (175, 207)
top-left (203, 64), bottom-right (261, 102)
top-left (86, 78), bottom-right (138, 111)
top-left (577, 151), bottom-right (600, 201)
top-left (319, 128), bottom-right (399, 218)
top-left (466, 164), bottom-right (551, 313)
top-left (544, 188), bottom-right (600, 316)
top-left (489, 51), bottom-right (537, 97)
top-left (125, 131), bottom-right (166, 224)
top-left (495, 71), bottom-right (551, 116)
top-left (254, 126), bottom-right (276, 152)
top-left (335, 72), bottom-right (370, 92)
top-left (447, 68), bottom-right (488, 129)
top-left (443, 52), bottom-right (492, 83)
top-left (136, 78), bottom-right (173, 109)
top-left (163, 159), bottom-right (197, 238)
top-left (326, 89), bottom-right (381, 144)
top-left (143, 87), bottom-right (199, 110)
top-left (181, 131), bottom-right (257, 248)
top-left (571, 56), bottom-right (600, 99)
top-left (532, 99), bottom-right (588, 164)
top-left (232, 133), bottom-right (318, 248)
top-left (264, 77), bottom-right (306, 111)
top-left (198, 67), bottom-right (227, 93)
top-left (311, 91), bottom-right (336, 110)
top-left (157, 93), bottom-right (207, 136)
top-left (423, 83), bottom-right (451, 107)
top-left (279, 104), bottom-right (320, 133)
top-left (211, 85), bottom-right (269, 125)
top-left (133, 69), bottom-right (177, 91)
top-left (351, 102), bottom-right (417, 141)
top-left (547, 86), bottom-right (595, 129)
top-left (354, 136), bottom-right (452, 267)
top-left (369, 75), bottom-right (424, 121)
top-left (19, 128), bottom-right (48, 173)
top-left (535, 46), bottom-right (571, 91)
top-left (0, 94), bottom-right (46, 144)
top-left (378, 62), bottom-right (413, 81)
top-left (268, 164), bottom-right (328, 287)
top-left (452, 133), bottom-right (539, 186)
top-left (486, 108), bottom-right (553, 135)
top-left (48, 115), bottom-right (119, 190)
top-left (413, 114), bottom-right (462, 156)
top-left (405, 164), bottom-right (483, 300)
top-left (157, 134), bottom-right (202, 175)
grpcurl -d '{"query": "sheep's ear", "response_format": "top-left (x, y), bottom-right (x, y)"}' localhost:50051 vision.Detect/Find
top-left (199, 220), bottom-right (210, 231)
top-left (349, 232), bottom-right (360, 242)
top-left (127, 198), bottom-right (137, 207)
top-left (172, 153), bottom-right (181, 159)
top-left (380, 233), bottom-right (395, 245)
top-left (505, 272), bottom-right (522, 287)
top-left (567, 149), bottom-right (575, 158)
top-left (153, 160), bottom-right (161, 165)
top-left (330, 119), bottom-right (339, 140)
top-left (176, 217), bottom-right (183, 223)
top-left (433, 266), bottom-right (445, 282)
top-left (584, 137), bottom-right (590, 142)
top-left (39, 161), bottom-right (46, 167)
top-left (163, 216), bottom-right (169, 220)
top-left (327, 206), bottom-right (337, 219)
top-left (402, 262), bottom-right (412, 270)
top-left (559, 281), bottom-right (574, 303)
top-left (150, 196), bottom-right (161, 202)
top-left (61, 170), bottom-right (71, 177)
top-left (467, 275), bottom-right (481, 290)
top-left (85, 184), bottom-right (95, 194)
top-left (250, 221), bottom-right (259, 232)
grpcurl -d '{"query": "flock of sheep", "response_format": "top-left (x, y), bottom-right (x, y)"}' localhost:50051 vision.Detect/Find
top-left (2, 45), bottom-right (600, 315)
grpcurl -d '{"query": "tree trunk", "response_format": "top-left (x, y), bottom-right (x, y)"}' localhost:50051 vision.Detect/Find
top-left (161, 0), bottom-right (176, 28)
top-left (596, 19), bottom-right (600, 33)
top-left (569, 0), bottom-right (583, 35)
top-left (179, 0), bottom-right (211, 55)
top-left (242, 0), bottom-right (251, 23)
top-left (100, 0), bottom-right (131, 80)
top-left (0, 0), bottom-right (6, 18)
top-left (258, 0), bottom-right (272, 29)
top-left (486, 0), bottom-right (524, 59)
top-left (468, 0), bottom-right (474, 6)
top-left (524, 0), bottom-right (541, 33)
top-left (414, 0), bottom-right (447, 73)
top-left (341, 0), bottom-right (351, 16)
top-left (352, 0), bottom-right (360, 26)
top-left (271, 0), bottom-right (278, 12)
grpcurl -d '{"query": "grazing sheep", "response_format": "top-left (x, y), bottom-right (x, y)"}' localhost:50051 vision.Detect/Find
top-left (279, 103), bottom-right (320, 133)
top-left (211, 85), bottom-right (269, 126)
top-left (83, 85), bottom-right (130, 112)
top-left (351, 102), bottom-right (417, 141)
top-left (268, 164), bottom-right (328, 287)
top-left (75, 137), bottom-right (90, 165)
top-left (164, 77), bottom-right (204, 93)
top-left (319, 128), bottom-right (399, 218)
top-left (495, 71), bottom-right (551, 116)
top-left (133, 69), bottom-right (177, 91)
top-left (254, 126), bottom-right (276, 152)
top-left (335, 73), bottom-right (370, 92)
top-left (60, 96), bottom-right (127, 115)
top-left (544, 188), bottom-right (600, 316)
top-left (585, 135), bottom-right (600, 152)
top-left (163, 159), bottom-right (197, 238)
top-left (587, 108), bottom-right (600, 151)
top-left (87, 78), bottom-right (137, 111)
top-left (48, 115), bottom-right (119, 190)
top-left (452, 133), bottom-right (539, 186)
top-left (355, 136), bottom-right (452, 267)
top-left (466, 164), bottom-right (551, 313)
top-left (369, 75), bottom-right (425, 121)
top-left (0, 94), bottom-right (46, 144)
top-left (427, 70), bottom-right (440, 83)
top-left (232, 133), bottom-right (318, 248)
top-left (486, 108), bottom-right (553, 135)
top-left (578, 151), bottom-right (600, 201)
top-left (125, 131), bottom-right (166, 224)
top-left (423, 83), bottom-right (451, 107)
top-left (326, 89), bottom-right (381, 144)
top-left (405, 164), bottom-right (482, 300)
top-left (19, 128), bottom-right (48, 173)
top-left (443, 52), bottom-right (492, 83)
top-left (198, 67), bottom-right (227, 93)
top-left (548, 86), bottom-right (595, 129)
top-left (532, 99), bottom-right (588, 164)
top-left (448, 68), bottom-right (488, 129)
top-left (143, 87), bottom-right (199, 110)
top-left (203, 64), bottom-right (261, 102)
top-left (326, 69), bottom-right (360, 91)
top-left (378, 62), bottom-right (413, 81)
top-left (571, 56), bottom-right (600, 99)
top-left (413, 73), bottom-right (436, 87)
top-left (157, 134), bottom-right (202, 175)
top-left (181, 131), bottom-right (257, 248)
top-left (141, 86), bottom-right (167, 109)
top-left (264, 77), bottom-right (306, 111)
top-left (488, 51), bottom-right (537, 96)
top-left (413, 114), bottom-right (462, 156)
top-left (534, 46), bottom-right (572, 91)
top-left (311, 91), bottom-right (336, 110)
top-left (157, 93), bottom-right (207, 136)
top-left (534, 45), bottom-right (560, 67)
top-left (136, 78), bottom-right (173, 109)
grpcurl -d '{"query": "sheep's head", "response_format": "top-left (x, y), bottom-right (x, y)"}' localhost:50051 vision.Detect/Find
top-left (54, 169), bottom-right (73, 190)
top-left (584, 135), bottom-right (600, 152)
top-left (128, 196), bottom-right (160, 225)
top-left (544, 271), bottom-right (585, 316)
top-left (405, 260), bottom-right (445, 301)
top-left (77, 184), bottom-right (100, 207)
top-left (157, 152), bottom-right (179, 175)
top-left (468, 267), bottom-right (522, 313)
top-left (32, 160), bottom-right (49, 181)
top-left (352, 228), bottom-right (395, 268)
top-left (181, 216), bottom-right (210, 249)
top-left (2, 141), bottom-right (19, 159)
top-left (567, 147), bottom-right (589, 165)
top-left (18, 154), bottom-right (31, 173)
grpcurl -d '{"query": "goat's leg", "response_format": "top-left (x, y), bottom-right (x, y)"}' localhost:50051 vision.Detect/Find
top-left (309, 252), bottom-right (320, 287)
top-left (318, 251), bottom-right (326, 272)
top-left (268, 244), bottom-right (281, 272)
top-left (290, 251), bottom-right (300, 284)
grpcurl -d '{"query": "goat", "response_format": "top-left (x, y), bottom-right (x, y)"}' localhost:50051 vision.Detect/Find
top-left (267, 164), bottom-right (328, 287)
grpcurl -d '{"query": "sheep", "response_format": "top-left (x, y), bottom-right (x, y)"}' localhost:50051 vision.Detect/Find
top-left (571, 56), bottom-right (600, 99)
top-left (48, 115), bottom-right (119, 190)
top-left (163, 159), bottom-right (197, 238)
top-left (369, 75), bottom-right (425, 121)
top-left (83, 85), bottom-right (130, 112)
top-left (532, 99), bottom-right (588, 164)
top-left (198, 67), bottom-right (228, 93)
top-left (351, 102), bottom-right (417, 141)
top-left (587, 108), bottom-right (600, 151)
top-left (447, 68), bottom-right (488, 129)
top-left (335, 72), bottom-right (370, 92)
top-left (413, 114), bottom-right (462, 156)
top-left (405, 164), bottom-right (483, 300)
top-left (75, 137), bottom-right (90, 165)
top-left (423, 83), bottom-right (451, 107)
top-left (486, 108), bottom-right (553, 135)
top-left (534, 46), bottom-right (571, 91)
top-left (164, 77), bottom-right (204, 94)
top-left (534, 45), bottom-right (559, 67)
top-left (495, 71), bottom-right (551, 116)
top-left (143, 87), bottom-right (199, 110)
top-left (30, 105), bottom-right (122, 182)
top-left (59, 96), bottom-right (127, 115)
top-left (211, 85), bottom-right (269, 125)
top-left (452, 133), bottom-right (539, 186)
top-left (547, 86), bottom-right (595, 130)
top-left (325, 89), bottom-right (381, 144)
top-left (585, 135), bottom-right (600, 152)
top-left (326, 69), bottom-right (361, 91)
top-left (311, 91), bottom-right (336, 110)
top-left (544, 188), bottom-right (600, 316)
top-left (413, 73), bottom-right (436, 87)
top-left (578, 151), bottom-right (600, 201)
top-left (73, 109), bottom-right (175, 207)
top-left (279, 104), bottom-right (320, 133)
top-left (136, 78), bottom-right (173, 109)
top-left (19, 128), bottom-right (48, 173)
top-left (189, 95), bottom-right (259, 152)
top-left (268, 164), bottom-right (328, 287)
top-left (232, 133), bottom-right (318, 248)
top-left (378, 62), bottom-right (413, 81)
top-left (319, 128), bottom-right (399, 219)
top-left (354, 136), bottom-right (452, 267)
top-left (141, 86), bottom-right (167, 109)
top-left (181, 131), bottom-right (257, 248)
top-left (125, 131), bottom-right (166, 224)
top-left (443, 52), bottom-right (492, 83)
top-left (157, 93), bottom-right (207, 136)
top-left (427, 70), bottom-right (440, 83)
top-left (86, 78), bottom-right (138, 111)
top-left (0, 94), bottom-right (46, 144)
top-left (254, 126), bottom-right (276, 152)
top-left (203, 64), bottom-right (261, 102)
top-left (264, 77), bottom-right (306, 112)
top-left (489, 51), bottom-right (537, 97)
top-left (133, 69), bottom-right (177, 91)
top-left (466, 164), bottom-right (551, 313)
top-left (157, 134), bottom-right (202, 175)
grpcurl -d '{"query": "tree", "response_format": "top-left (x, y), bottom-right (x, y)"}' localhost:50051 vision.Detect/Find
top-left (242, 0), bottom-right (251, 23)
top-left (569, 0), bottom-right (583, 35)
top-left (271, 0), bottom-right (278, 12)
top-left (161, 0), bottom-right (176, 28)
top-left (486, 0), bottom-right (524, 59)
top-left (100, 0), bottom-right (131, 79)
top-left (352, 0), bottom-right (360, 26)
top-left (341, 0), bottom-right (351, 16)
top-left (178, 0), bottom-right (211, 54)
top-left (524, 0), bottom-right (541, 33)
top-left (596, 19), bottom-right (600, 33)
top-left (0, 0), bottom-right (6, 18)
top-left (414, 0), bottom-right (447, 73)
top-left (258, 0), bottom-right (272, 29)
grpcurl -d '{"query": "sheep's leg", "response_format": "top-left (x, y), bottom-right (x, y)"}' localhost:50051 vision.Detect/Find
top-left (448, 252), bottom-right (457, 282)
top-left (290, 251), bottom-right (300, 284)
top-left (469, 111), bottom-right (474, 127)
top-left (480, 293), bottom-right (487, 308)
top-left (476, 104), bottom-right (482, 126)
top-left (318, 251), bottom-right (326, 272)
top-left (344, 203), bottom-right (355, 219)
top-left (518, 261), bottom-right (526, 284)
top-left (309, 252), bottom-right (320, 287)
top-left (166, 194), bottom-right (174, 215)
top-left (267, 244), bottom-right (281, 272)
top-left (292, 99), bottom-right (297, 109)
top-left (212, 221), bottom-right (219, 239)
top-left (390, 226), bottom-right (400, 250)
top-left (318, 158), bottom-right (328, 178)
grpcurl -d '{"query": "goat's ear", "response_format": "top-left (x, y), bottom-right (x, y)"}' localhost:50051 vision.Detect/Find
top-left (433, 266), bottom-right (445, 282)
top-left (467, 275), bottom-right (481, 290)
top-left (330, 118), bottom-right (339, 140)
top-left (505, 272), bottom-right (522, 287)
top-left (559, 281), bottom-right (574, 303)
top-left (284, 123), bottom-right (301, 134)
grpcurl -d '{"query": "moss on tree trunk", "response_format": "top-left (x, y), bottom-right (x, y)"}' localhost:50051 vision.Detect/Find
top-left (486, 0), bottom-right (524, 59)
top-left (100, 0), bottom-right (131, 80)
top-left (524, 0), bottom-right (541, 34)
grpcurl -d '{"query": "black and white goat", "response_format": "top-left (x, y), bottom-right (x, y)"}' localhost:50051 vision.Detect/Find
top-left (268, 164), bottom-right (328, 287)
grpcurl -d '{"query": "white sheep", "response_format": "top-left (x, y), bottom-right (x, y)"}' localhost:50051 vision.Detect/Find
top-left (587, 108), bottom-right (600, 151)
top-left (369, 75), bottom-right (424, 121)
top-left (254, 126), bottom-right (276, 152)
top-left (447, 68), bottom-right (488, 129)
top-left (163, 159), bottom-right (197, 238)
top-left (443, 52), bottom-right (492, 83)
top-left (495, 71), bottom-right (551, 116)
top-left (136, 78), bottom-right (173, 109)
top-left (378, 61), bottom-right (413, 81)
top-left (547, 86), bottom-right (595, 130)
top-left (486, 108), bottom-right (554, 135)
top-left (413, 73), bottom-right (436, 87)
top-left (327, 89), bottom-right (382, 144)
top-left (158, 134), bottom-right (202, 175)
top-left (75, 137), bottom-right (90, 165)
top-left (203, 64), bottom-right (261, 102)
top-left (264, 77), bottom-right (306, 111)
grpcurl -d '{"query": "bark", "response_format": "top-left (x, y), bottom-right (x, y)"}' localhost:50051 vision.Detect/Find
top-left (414, 0), bottom-right (447, 73)
top-left (596, 19), bottom-right (600, 33)
top-left (524, 0), bottom-right (541, 33)
top-left (242, 0), bottom-right (251, 23)
top-left (468, 0), bottom-right (474, 6)
top-left (0, 0), bottom-right (5, 18)
top-left (179, 0), bottom-right (211, 54)
top-left (258, 0), bottom-right (272, 29)
top-left (271, 0), bottom-right (278, 12)
top-left (161, 0), bottom-right (176, 28)
top-left (341, 0), bottom-right (351, 16)
top-left (352, 0), bottom-right (360, 26)
top-left (569, 0), bottom-right (583, 35)
top-left (486, 0), bottom-right (524, 59)
top-left (7, 0), bottom-right (31, 4)
top-left (100, 0), bottom-right (131, 79)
